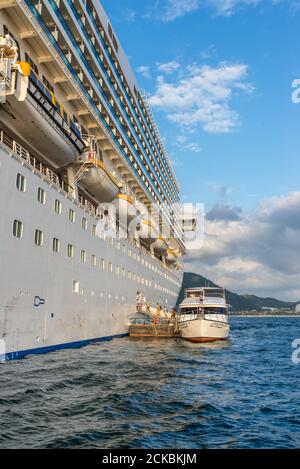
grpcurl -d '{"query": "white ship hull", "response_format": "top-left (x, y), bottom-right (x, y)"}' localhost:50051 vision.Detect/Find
top-left (0, 145), bottom-right (182, 360)
top-left (180, 315), bottom-right (230, 342)
top-left (0, 1), bottom-right (186, 361)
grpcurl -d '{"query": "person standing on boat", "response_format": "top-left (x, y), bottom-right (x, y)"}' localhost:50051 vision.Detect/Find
top-left (136, 291), bottom-right (142, 311)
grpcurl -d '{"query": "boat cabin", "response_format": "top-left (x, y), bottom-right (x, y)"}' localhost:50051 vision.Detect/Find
top-left (179, 287), bottom-right (228, 316)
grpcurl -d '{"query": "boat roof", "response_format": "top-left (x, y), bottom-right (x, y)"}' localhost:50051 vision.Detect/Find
top-left (179, 297), bottom-right (227, 308)
top-left (185, 287), bottom-right (224, 291)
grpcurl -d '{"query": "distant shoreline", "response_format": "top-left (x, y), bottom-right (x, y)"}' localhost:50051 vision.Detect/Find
top-left (230, 313), bottom-right (300, 317)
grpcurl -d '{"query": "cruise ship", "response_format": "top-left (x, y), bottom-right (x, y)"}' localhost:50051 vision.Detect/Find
top-left (0, 0), bottom-right (188, 360)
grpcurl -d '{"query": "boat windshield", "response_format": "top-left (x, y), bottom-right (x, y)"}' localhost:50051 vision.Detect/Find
top-left (205, 289), bottom-right (224, 298)
top-left (180, 307), bottom-right (200, 315)
top-left (204, 307), bottom-right (227, 314)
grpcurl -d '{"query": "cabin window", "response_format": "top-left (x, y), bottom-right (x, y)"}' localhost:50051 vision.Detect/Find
top-left (16, 173), bottom-right (26, 192)
top-left (42, 75), bottom-right (54, 94)
top-left (67, 244), bottom-right (74, 258)
top-left (35, 229), bottom-right (43, 247)
top-left (113, 36), bottom-right (118, 53)
top-left (108, 22), bottom-right (113, 38)
top-left (81, 249), bottom-right (87, 263)
top-left (54, 199), bottom-right (62, 214)
top-left (72, 280), bottom-right (79, 294)
top-left (13, 219), bottom-right (23, 239)
top-left (25, 52), bottom-right (39, 75)
top-left (53, 238), bottom-right (60, 253)
top-left (69, 209), bottom-right (75, 223)
top-left (37, 187), bottom-right (46, 205)
top-left (82, 217), bottom-right (87, 230)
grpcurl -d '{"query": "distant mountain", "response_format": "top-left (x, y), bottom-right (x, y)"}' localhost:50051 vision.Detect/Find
top-left (178, 272), bottom-right (298, 311)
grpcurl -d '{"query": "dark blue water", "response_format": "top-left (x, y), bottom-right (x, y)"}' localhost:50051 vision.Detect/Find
top-left (0, 317), bottom-right (300, 449)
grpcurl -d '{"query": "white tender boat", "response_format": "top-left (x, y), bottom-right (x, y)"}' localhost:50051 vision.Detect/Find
top-left (179, 287), bottom-right (230, 342)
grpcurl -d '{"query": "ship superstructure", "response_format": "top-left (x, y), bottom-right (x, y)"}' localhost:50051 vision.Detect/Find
top-left (0, 0), bottom-right (185, 359)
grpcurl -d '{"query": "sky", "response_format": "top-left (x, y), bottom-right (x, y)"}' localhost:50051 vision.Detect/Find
top-left (100, 0), bottom-right (300, 301)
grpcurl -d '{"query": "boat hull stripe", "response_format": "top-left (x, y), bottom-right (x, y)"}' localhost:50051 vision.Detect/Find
top-left (4, 333), bottom-right (129, 361)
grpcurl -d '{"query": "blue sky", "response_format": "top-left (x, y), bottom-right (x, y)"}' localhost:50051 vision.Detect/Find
top-left (101, 0), bottom-right (300, 300)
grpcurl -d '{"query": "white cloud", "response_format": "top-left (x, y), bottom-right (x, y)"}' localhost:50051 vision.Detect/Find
top-left (207, 0), bottom-right (261, 16)
top-left (185, 192), bottom-right (300, 300)
top-left (136, 65), bottom-right (151, 79)
top-left (155, 0), bottom-right (284, 21)
top-left (162, 0), bottom-right (200, 22)
top-left (120, 8), bottom-right (137, 23)
top-left (176, 135), bottom-right (202, 153)
top-left (149, 62), bottom-right (253, 133)
top-left (156, 60), bottom-right (181, 74)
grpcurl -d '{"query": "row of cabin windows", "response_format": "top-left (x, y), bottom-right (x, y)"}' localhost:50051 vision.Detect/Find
top-left (13, 220), bottom-right (174, 292)
top-left (15, 175), bottom-right (179, 279)
top-left (13, 222), bottom-right (83, 258)
top-left (13, 223), bottom-right (93, 258)
top-left (13, 221), bottom-right (43, 246)
top-left (16, 174), bottom-right (95, 233)
top-left (108, 234), bottom-right (180, 283)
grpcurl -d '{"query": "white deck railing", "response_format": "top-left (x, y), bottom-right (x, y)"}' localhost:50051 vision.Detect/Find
top-left (0, 128), bottom-right (97, 216)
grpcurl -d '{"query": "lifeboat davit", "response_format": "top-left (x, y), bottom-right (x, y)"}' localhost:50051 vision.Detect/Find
top-left (0, 60), bottom-right (84, 167)
top-left (136, 220), bottom-right (158, 246)
top-left (112, 193), bottom-right (139, 225)
top-left (152, 236), bottom-right (168, 255)
top-left (79, 160), bottom-right (119, 203)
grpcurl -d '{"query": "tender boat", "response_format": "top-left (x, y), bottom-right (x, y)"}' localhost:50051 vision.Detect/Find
top-left (112, 193), bottom-right (139, 226)
top-left (166, 248), bottom-right (177, 265)
top-left (179, 287), bottom-right (230, 342)
top-left (136, 219), bottom-right (158, 246)
top-left (152, 236), bottom-right (168, 255)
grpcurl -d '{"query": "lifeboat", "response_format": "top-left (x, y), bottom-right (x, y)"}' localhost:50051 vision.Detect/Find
top-left (152, 236), bottom-right (168, 255)
top-left (166, 248), bottom-right (177, 264)
top-left (0, 62), bottom-right (85, 167)
top-left (136, 219), bottom-right (158, 246)
top-left (79, 159), bottom-right (120, 203)
top-left (112, 193), bottom-right (139, 225)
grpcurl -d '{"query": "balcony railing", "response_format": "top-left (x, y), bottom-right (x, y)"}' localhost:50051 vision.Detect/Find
top-left (0, 128), bottom-right (73, 192)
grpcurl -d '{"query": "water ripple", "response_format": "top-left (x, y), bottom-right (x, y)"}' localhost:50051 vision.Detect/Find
top-left (0, 317), bottom-right (300, 448)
